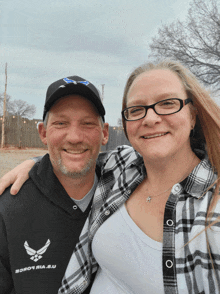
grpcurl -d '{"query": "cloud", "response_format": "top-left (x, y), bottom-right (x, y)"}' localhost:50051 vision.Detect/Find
top-left (1, 0), bottom-right (193, 125)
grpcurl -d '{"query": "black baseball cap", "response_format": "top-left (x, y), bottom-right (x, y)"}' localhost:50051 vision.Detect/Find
top-left (43, 76), bottom-right (105, 121)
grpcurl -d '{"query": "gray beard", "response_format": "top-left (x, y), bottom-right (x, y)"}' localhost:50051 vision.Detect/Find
top-left (57, 158), bottom-right (95, 179)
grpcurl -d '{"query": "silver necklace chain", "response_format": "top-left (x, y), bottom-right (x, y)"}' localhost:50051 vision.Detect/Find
top-left (146, 185), bottom-right (173, 203)
top-left (146, 156), bottom-right (197, 203)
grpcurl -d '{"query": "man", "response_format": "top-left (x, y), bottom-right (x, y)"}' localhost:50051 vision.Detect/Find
top-left (0, 78), bottom-right (141, 294)
top-left (0, 75), bottom-right (109, 293)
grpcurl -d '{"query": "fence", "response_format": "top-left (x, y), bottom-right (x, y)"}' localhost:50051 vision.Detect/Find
top-left (101, 126), bottom-right (130, 151)
top-left (0, 115), bottom-right (130, 151)
top-left (0, 115), bottom-right (45, 148)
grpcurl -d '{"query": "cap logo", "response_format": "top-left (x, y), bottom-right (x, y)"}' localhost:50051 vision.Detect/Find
top-left (63, 78), bottom-right (90, 86)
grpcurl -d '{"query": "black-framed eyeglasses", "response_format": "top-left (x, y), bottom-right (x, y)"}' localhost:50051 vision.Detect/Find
top-left (122, 98), bottom-right (193, 121)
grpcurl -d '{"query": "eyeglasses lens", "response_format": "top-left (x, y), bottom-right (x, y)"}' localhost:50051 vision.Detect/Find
top-left (124, 99), bottom-right (181, 120)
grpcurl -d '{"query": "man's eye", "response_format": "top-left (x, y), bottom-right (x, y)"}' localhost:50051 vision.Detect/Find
top-left (83, 121), bottom-right (97, 126)
top-left (53, 121), bottom-right (66, 127)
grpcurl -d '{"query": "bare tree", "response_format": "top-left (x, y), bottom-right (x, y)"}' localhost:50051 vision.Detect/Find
top-left (9, 99), bottom-right (36, 118)
top-left (117, 117), bottom-right (123, 127)
top-left (0, 93), bottom-right (12, 116)
top-left (149, 0), bottom-right (220, 91)
top-left (0, 94), bottom-right (36, 118)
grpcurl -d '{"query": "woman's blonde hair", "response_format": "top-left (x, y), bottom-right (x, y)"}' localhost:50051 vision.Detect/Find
top-left (122, 60), bottom-right (220, 215)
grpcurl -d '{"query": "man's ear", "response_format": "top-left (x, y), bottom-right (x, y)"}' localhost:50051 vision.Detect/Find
top-left (102, 123), bottom-right (109, 146)
top-left (38, 123), bottom-right (47, 146)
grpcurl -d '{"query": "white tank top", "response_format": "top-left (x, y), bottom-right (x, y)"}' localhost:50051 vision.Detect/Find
top-left (90, 204), bottom-right (164, 294)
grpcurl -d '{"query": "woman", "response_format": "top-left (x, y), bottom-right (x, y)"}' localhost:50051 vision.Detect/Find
top-left (88, 61), bottom-right (220, 293)
top-left (1, 60), bottom-right (220, 293)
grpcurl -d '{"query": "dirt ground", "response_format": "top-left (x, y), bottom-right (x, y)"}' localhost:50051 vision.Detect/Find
top-left (0, 147), bottom-right (48, 178)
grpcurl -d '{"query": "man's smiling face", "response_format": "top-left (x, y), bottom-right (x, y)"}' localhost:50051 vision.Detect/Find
top-left (39, 94), bottom-right (108, 180)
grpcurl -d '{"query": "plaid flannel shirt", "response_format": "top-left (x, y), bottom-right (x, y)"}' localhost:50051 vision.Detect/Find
top-left (58, 145), bottom-right (220, 294)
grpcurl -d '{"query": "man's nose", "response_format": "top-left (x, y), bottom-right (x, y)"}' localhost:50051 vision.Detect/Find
top-left (66, 125), bottom-right (84, 143)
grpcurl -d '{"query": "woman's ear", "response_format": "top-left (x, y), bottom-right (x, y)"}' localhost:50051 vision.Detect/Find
top-left (190, 105), bottom-right (197, 130)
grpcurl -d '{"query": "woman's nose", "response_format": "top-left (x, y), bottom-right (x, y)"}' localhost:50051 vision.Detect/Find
top-left (141, 108), bottom-right (162, 126)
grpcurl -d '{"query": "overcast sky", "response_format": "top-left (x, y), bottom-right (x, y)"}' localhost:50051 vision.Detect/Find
top-left (1, 0), bottom-right (192, 126)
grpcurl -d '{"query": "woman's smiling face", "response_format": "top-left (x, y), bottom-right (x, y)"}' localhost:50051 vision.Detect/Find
top-left (126, 69), bottom-right (195, 162)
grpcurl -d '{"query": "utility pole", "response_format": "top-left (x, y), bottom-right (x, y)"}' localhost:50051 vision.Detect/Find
top-left (1, 63), bottom-right (7, 148)
top-left (101, 84), bottom-right (105, 102)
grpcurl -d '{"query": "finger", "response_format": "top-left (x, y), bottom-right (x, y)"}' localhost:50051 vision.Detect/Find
top-left (0, 177), bottom-right (14, 195)
top-left (10, 175), bottom-right (29, 195)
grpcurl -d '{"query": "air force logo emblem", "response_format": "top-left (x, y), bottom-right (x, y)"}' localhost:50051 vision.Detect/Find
top-left (63, 77), bottom-right (89, 86)
top-left (24, 239), bottom-right (51, 262)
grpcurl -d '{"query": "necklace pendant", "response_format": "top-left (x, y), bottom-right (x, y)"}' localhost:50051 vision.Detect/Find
top-left (146, 196), bottom-right (152, 203)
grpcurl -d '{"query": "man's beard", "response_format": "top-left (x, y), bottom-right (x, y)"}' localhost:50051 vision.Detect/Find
top-left (57, 157), bottom-right (95, 179)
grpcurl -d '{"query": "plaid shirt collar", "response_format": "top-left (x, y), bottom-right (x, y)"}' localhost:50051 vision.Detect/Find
top-left (182, 153), bottom-right (216, 198)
